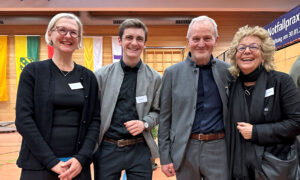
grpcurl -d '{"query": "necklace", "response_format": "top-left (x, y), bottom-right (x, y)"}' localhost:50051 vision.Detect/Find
top-left (59, 69), bottom-right (71, 77)
top-left (244, 85), bottom-right (255, 96)
top-left (51, 59), bottom-right (74, 77)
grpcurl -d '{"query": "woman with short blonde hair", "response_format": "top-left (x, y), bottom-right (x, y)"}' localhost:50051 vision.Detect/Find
top-left (16, 13), bottom-right (100, 180)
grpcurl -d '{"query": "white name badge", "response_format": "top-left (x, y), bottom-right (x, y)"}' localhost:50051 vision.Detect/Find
top-left (68, 82), bottom-right (84, 90)
top-left (265, 87), bottom-right (274, 97)
top-left (136, 95), bottom-right (147, 104)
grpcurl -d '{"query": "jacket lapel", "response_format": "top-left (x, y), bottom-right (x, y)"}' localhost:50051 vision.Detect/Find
top-left (250, 70), bottom-right (267, 124)
top-left (136, 62), bottom-right (146, 120)
top-left (212, 60), bottom-right (229, 124)
top-left (102, 62), bottom-right (124, 134)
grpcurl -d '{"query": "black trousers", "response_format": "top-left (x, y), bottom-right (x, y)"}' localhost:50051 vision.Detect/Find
top-left (20, 165), bottom-right (91, 180)
top-left (93, 141), bottom-right (152, 180)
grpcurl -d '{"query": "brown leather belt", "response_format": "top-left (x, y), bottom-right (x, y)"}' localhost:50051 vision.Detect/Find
top-left (190, 131), bottom-right (225, 141)
top-left (103, 137), bottom-right (144, 147)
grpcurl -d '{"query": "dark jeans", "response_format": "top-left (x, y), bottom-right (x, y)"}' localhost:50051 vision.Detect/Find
top-left (93, 141), bottom-right (152, 180)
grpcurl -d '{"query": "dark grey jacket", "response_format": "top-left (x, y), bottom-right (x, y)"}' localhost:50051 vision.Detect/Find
top-left (158, 53), bottom-right (232, 170)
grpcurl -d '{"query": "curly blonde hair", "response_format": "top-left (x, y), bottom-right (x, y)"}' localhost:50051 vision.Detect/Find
top-left (227, 25), bottom-right (275, 77)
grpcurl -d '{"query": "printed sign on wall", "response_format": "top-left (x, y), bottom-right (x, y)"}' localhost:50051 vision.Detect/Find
top-left (265, 5), bottom-right (300, 49)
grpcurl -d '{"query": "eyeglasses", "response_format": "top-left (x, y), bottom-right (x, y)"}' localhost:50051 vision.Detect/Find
top-left (237, 43), bottom-right (261, 53)
top-left (52, 26), bottom-right (80, 38)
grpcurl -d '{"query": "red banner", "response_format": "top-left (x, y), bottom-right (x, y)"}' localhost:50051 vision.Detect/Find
top-left (48, 45), bottom-right (54, 59)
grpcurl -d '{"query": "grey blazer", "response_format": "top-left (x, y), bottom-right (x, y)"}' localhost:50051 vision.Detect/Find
top-left (94, 61), bottom-right (162, 158)
top-left (158, 54), bottom-right (231, 170)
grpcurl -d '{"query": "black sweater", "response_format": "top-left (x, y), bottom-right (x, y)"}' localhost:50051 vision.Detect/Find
top-left (15, 59), bottom-right (100, 170)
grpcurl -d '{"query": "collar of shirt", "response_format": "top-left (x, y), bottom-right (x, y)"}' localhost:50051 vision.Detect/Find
top-left (120, 58), bottom-right (142, 72)
top-left (196, 55), bottom-right (214, 69)
top-left (188, 52), bottom-right (214, 69)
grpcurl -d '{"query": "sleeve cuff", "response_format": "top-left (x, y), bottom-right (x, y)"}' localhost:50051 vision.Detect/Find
top-left (46, 158), bottom-right (60, 170)
top-left (143, 116), bottom-right (155, 129)
top-left (73, 154), bottom-right (89, 167)
top-left (250, 125), bottom-right (258, 142)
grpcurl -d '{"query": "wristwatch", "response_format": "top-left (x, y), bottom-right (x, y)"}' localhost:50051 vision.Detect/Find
top-left (143, 121), bottom-right (149, 129)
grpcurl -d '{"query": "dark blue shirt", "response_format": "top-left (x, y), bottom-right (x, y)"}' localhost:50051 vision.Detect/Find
top-left (191, 58), bottom-right (224, 134)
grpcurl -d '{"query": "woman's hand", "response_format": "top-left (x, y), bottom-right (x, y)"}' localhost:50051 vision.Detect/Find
top-left (237, 122), bottom-right (253, 140)
top-left (51, 161), bottom-right (68, 175)
top-left (58, 158), bottom-right (82, 180)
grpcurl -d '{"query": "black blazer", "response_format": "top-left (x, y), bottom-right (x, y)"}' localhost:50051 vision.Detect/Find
top-left (251, 70), bottom-right (300, 146)
top-left (15, 59), bottom-right (100, 170)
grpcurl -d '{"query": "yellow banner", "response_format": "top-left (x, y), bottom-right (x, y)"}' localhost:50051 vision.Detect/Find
top-left (84, 37), bottom-right (94, 71)
top-left (14, 35), bottom-right (39, 86)
top-left (0, 36), bottom-right (8, 101)
top-left (84, 37), bottom-right (103, 72)
top-left (15, 36), bottom-right (27, 86)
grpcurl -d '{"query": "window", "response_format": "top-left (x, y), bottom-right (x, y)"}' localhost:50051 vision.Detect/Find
top-left (143, 47), bottom-right (185, 74)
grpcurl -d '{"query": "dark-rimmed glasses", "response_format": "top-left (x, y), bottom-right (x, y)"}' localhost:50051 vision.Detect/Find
top-left (237, 43), bottom-right (261, 53)
top-left (52, 26), bottom-right (80, 38)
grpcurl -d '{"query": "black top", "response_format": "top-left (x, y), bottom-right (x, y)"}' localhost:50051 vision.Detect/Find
top-left (105, 59), bottom-right (143, 139)
top-left (15, 59), bottom-right (100, 170)
top-left (50, 62), bottom-right (84, 157)
top-left (192, 58), bottom-right (224, 134)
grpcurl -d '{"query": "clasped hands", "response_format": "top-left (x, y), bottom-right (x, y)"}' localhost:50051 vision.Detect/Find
top-left (51, 157), bottom-right (82, 180)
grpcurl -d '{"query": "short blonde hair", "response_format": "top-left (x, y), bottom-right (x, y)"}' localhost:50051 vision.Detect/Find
top-left (45, 13), bottom-right (83, 48)
top-left (227, 25), bottom-right (275, 77)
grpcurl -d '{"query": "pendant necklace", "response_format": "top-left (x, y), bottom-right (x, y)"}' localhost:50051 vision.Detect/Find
top-left (244, 86), bottom-right (254, 96)
top-left (59, 69), bottom-right (71, 77)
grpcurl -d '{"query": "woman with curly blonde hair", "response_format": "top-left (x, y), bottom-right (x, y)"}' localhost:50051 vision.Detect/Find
top-left (225, 25), bottom-right (300, 180)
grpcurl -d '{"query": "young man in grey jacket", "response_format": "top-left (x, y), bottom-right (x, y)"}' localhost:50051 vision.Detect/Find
top-left (94, 19), bottom-right (161, 180)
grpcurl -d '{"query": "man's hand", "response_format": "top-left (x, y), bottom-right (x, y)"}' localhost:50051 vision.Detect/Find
top-left (161, 163), bottom-right (176, 177)
top-left (58, 158), bottom-right (82, 180)
top-left (237, 122), bottom-right (253, 140)
top-left (124, 120), bottom-right (145, 136)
